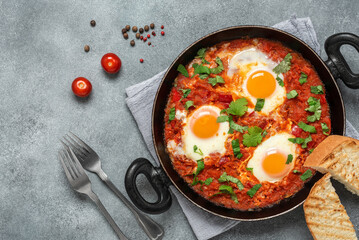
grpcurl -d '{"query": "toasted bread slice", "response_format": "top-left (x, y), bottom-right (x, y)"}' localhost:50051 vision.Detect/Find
top-left (304, 173), bottom-right (357, 240)
top-left (304, 135), bottom-right (359, 196)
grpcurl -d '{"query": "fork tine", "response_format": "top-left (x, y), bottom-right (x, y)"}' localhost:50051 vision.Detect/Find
top-left (62, 146), bottom-right (80, 178)
top-left (69, 131), bottom-right (92, 152)
top-left (58, 151), bottom-right (73, 181)
top-left (62, 136), bottom-right (88, 157)
top-left (67, 146), bottom-right (86, 176)
top-left (59, 149), bottom-right (78, 179)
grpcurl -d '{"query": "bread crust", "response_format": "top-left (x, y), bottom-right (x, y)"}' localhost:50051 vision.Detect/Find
top-left (304, 135), bottom-right (359, 168)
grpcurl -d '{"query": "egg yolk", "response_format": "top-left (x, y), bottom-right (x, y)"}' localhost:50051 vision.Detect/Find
top-left (191, 109), bottom-right (219, 139)
top-left (246, 70), bottom-right (276, 98)
top-left (262, 150), bottom-right (289, 177)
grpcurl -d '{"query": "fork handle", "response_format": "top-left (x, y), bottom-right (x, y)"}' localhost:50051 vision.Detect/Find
top-left (87, 191), bottom-right (128, 240)
top-left (98, 170), bottom-right (164, 240)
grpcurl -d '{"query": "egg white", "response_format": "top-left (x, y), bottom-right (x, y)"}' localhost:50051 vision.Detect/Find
top-left (182, 105), bottom-right (230, 161)
top-left (227, 47), bottom-right (286, 115)
top-left (247, 132), bottom-right (298, 183)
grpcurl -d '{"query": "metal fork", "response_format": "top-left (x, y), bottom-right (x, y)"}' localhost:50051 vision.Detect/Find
top-left (58, 146), bottom-right (128, 240)
top-left (62, 132), bottom-right (164, 240)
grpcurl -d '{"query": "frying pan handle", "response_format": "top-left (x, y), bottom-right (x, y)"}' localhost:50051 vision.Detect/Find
top-left (125, 158), bottom-right (172, 214)
top-left (324, 33), bottom-right (359, 89)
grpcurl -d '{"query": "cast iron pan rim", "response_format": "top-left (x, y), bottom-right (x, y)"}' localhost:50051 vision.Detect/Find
top-left (151, 25), bottom-right (346, 221)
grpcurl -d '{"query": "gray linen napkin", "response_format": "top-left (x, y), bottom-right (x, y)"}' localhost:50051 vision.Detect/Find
top-left (126, 15), bottom-right (359, 240)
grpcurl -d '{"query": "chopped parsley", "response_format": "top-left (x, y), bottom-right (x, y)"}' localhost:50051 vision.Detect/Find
top-left (217, 115), bottom-right (230, 123)
top-left (192, 63), bottom-right (211, 79)
top-left (243, 126), bottom-right (264, 147)
top-left (246, 167), bottom-right (253, 174)
top-left (191, 159), bottom-right (205, 185)
top-left (298, 121), bottom-right (317, 133)
top-left (180, 89), bottom-right (191, 99)
top-left (247, 184), bottom-right (262, 198)
top-left (288, 135), bottom-right (312, 148)
top-left (204, 177), bottom-right (213, 186)
top-left (299, 72), bottom-right (308, 85)
top-left (286, 90), bottom-right (298, 99)
top-left (276, 76), bottom-right (284, 87)
top-left (168, 107), bottom-right (176, 123)
top-left (305, 97), bottom-right (322, 122)
top-left (293, 170), bottom-right (301, 174)
top-left (218, 172), bottom-right (244, 190)
top-left (311, 85), bottom-right (324, 94)
top-left (273, 53), bottom-right (292, 75)
top-left (210, 57), bottom-right (224, 74)
top-left (218, 185), bottom-right (238, 203)
top-left (231, 139), bottom-right (243, 159)
top-left (208, 76), bottom-right (225, 86)
top-left (184, 100), bottom-right (194, 110)
top-left (227, 98), bottom-right (248, 116)
top-left (177, 64), bottom-right (189, 77)
top-left (300, 169), bottom-right (313, 181)
top-left (262, 130), bottom-right (268, 138)
top-left (309, 149), bottom-right (314, 153)
top-left (286, 154), bottom-right (293, 164)
top-left (255, 98), bottom-right (265, 112)
top-left (195, 48), bottom-right (209, 64)
top-left (193, 145), bottom-right (203, 155)
top-left (321, 122), bottom-right (329, 135)
top-left (229, 120), bottom-right (248, 133)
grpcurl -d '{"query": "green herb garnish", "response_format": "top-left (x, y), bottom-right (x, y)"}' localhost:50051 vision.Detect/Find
top-left (321, 122), bottom-right (329, 135)
top-left (180, 89), bottom-right (191, 99)
top-left (168, 107), bottom-right (176, 123)
top-left (208, 76), bottom-right (225, 86)
top-left (191, 159), bottom-right (205, 185)
top-left (210, 57), bottom-right (224, 74)
top-left (311, 85), bottom-right (324, 94)
top-left (177, 64), bottom-right (189, 77)
top-left (195, 48), bottom-right (209, 64)
top-left (227, 98), bottom-right (248, 116)
top-left (288, 135), bottom-right (312, 148)
top-left (218, 172), bottom-right (244, 190)
top-left (298, 121), bottom-right (317, 133)
top-left (229, 120), bottom-right (248, 133)
top-left (286, 90), bottom-right (298, 99)
top-left (305, 97), bottom-right (321, 122)
top-left (185, 100), bottom-right (194, 110)
top-left (192, 63), bottom-right (211, 79)
top-left (243, 126), bottom-right (264, 147)
top-left (309, 149), bottom-right (314, 153)
top-left (219, 185), bottom-right (238, 203)
top-left (293, 170), bottom-right (301, 174)
top-left (255, 98), bottom-right (265, 112)
top-left (231, 139), bottom-right (243, 159)
top-left (286, 154), bottom-right (293, 164)
top-left (247, 184), bottom-right (262, 198)
top-left (193, 145), bottom-right (203, 156)
top-left (300, 169), bottom-right (313, 181)
top-left (273, 53), bottom-right (292, 75)
top-left (217, 115), bottom-right (230, 123)
top-left (276, 76), bottom-right (284, 87)
top-left (246, 167), bottom-right (253, 174)
top-left (299, 72), bottom-right (308, 85)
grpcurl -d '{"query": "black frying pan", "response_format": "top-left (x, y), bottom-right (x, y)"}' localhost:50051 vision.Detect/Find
top-left (125, 26), bottom-right (359, 220)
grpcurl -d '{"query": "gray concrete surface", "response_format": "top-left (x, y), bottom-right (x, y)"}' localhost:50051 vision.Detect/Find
top-left (1, 0), bottom-right (359, 239)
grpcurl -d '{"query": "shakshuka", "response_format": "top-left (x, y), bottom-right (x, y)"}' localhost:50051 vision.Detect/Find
top-left (164, 38), bottom-right (331, 211)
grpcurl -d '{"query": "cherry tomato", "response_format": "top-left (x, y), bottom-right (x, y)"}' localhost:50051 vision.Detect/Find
top-left (292, 125), bottom-right (303, 137)
top-left (101, 53), bottom-right (121, 74)
top-left (72, 77), bottom-right (92, 97)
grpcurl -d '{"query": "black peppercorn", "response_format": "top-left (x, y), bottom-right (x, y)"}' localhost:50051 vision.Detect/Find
top-left (84, 45), bottom-right (90, 52)
top-left (150, 23), bottom-right (155, 29)
top-left (139, 28), bottom-right (144, 33)
top-left (90, 20), bottom-right (96, 27)
top-left (123, 33), bottom-right (129, 39)
top-left (132, 26), bottom-right (138, 32)
top-left (130, 40), bottom-right (135, 46)
top-left (144, 25), bottom-right (149, 31)
top-left (125, 25), bottom-right (130, 31)
top-left (136, 33), bottom-right (140, 39)
top-left (122, 28), bottom-right (127, 34)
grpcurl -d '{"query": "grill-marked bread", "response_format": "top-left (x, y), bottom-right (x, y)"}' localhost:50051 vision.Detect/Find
top-left (304, 135), bottom-right (359, 195)
top-left (304, 173), bottom-right (357, 240)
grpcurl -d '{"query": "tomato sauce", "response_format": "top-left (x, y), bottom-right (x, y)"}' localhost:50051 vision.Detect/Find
top-left (164, 38), bottom-right (331, 211)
